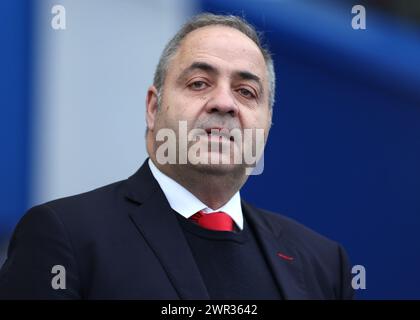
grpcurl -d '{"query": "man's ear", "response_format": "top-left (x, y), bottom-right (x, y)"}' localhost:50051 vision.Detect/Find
top-left (146, 85), bottom-right (159, 131)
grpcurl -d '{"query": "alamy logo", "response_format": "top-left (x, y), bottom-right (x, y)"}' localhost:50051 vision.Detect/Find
top-left (51, 5), bottom-right (66, 30)
top-left (351, 264), bottom-right (366, 290)
top-left (154, 121), bottom-right (266, 175)
top-left (51, 265), bottom-right (66, 290)
top-left (351, 5), bottom-right (366, 30)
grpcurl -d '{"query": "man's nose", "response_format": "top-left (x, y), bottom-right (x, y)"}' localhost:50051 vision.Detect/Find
top-left (205, 85), bottom-right (239, 117)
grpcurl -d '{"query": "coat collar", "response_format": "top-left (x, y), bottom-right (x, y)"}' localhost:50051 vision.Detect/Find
top-left (124, 159), bottom-right (209, 299)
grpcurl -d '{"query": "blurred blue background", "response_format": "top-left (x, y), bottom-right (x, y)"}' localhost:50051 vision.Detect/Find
top-left (1, 0), bottom-right (419, 299)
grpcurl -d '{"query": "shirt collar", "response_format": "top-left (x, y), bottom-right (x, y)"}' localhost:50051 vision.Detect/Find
top-left (148, 159), bottom-right (243, 230)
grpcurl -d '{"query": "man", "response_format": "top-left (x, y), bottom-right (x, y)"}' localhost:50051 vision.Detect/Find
top-left (0, 13), bottom-right (354, 299)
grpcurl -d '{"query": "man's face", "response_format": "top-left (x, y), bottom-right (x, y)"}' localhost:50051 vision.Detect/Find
top-left (148, 25), bottom-right (271, 175)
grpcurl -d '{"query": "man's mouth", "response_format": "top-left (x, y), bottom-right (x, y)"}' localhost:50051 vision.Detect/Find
top-left (204, 127), bottom-right (234, 141)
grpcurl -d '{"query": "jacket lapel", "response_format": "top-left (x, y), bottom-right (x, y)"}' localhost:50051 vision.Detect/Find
top-left (243, 201), bottom-right (308, 299)
top-left (124, 161), bottom-right (209, 299)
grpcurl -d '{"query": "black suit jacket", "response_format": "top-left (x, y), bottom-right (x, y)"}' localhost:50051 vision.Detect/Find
top-left (0, 160), bottom-right (354, 299)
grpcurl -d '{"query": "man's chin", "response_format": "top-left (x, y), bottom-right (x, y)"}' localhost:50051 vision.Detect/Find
top-left (187, 161), bottom-right (245, 176)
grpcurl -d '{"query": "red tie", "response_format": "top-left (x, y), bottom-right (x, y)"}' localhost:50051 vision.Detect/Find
top-left (190, 210), bottom-right (234, 232)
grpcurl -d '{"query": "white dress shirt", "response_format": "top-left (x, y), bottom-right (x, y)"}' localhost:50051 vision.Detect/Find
top-left (148, 159), bottom-right (244, 230)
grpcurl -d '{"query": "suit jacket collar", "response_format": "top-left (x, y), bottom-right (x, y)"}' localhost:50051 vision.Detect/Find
top-left (124, 159), bottom-right (209, 299)
top-left (123, 159), bottom-right (307, 299)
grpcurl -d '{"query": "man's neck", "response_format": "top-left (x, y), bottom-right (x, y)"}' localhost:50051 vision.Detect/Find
top-left (150, 159), bottom-right (247, 210)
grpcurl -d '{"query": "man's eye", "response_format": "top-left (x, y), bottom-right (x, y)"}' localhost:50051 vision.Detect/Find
top-left (238, 88), bottom-right (255, 99)
top-left (189, 81), bottom-right (208, 90)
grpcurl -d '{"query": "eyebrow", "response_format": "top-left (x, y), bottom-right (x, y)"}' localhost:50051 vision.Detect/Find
top-left (177, 62), bottom-right (219, 82)
top-left (177, 61), bottom-right (264, 95)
